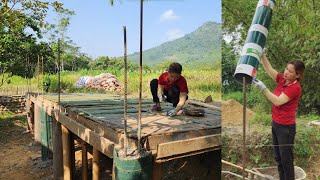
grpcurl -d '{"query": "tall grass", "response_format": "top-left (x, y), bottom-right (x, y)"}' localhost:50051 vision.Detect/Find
top-left (1, 65), bottom-right (221, 101)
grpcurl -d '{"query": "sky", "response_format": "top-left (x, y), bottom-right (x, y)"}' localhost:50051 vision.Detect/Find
top-left (47, 0), bottom-right (221, 58)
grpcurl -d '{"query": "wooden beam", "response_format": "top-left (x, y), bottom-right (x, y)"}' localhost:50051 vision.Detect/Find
top-left (56, 112), bottom-right (114, 158)
top-left (156, 134), bottom-right (220, 159)
top-left (147, 128), bottom-right (221, 152)
top-left (187, 100), bottom-right (221, 111)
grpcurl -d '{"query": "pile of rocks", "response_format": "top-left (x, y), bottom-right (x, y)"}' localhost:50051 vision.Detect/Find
top-left (76, 73), bottom-right (122, 92)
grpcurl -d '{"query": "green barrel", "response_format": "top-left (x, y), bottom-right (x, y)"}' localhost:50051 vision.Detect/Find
top-left (234, 0), bottom-right (275, 84)
top-left (113, 149), bottom-right (153, 180)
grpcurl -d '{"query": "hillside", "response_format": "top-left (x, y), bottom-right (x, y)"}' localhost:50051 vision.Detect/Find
top-left (128, 21), bottom-right (221, 67)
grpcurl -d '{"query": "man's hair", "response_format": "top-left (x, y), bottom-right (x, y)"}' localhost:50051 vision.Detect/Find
top-left (168, 62), bottom-right (182, 74)
top-left (288, 60), bottom-right (305, 81)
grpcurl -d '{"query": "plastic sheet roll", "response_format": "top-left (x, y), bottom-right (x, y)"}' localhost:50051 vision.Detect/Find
top-left (234, 0), bottom-right (275, 84)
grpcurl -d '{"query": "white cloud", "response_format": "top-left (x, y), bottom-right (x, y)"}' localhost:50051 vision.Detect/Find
top-left (166, 29), bottom-right (184, 41)
top-left (160, 9), bottom-right (179, 22)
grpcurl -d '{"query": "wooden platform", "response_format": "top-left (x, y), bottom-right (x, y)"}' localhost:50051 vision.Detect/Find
top-left (28, 93), bottom-right (221, 161)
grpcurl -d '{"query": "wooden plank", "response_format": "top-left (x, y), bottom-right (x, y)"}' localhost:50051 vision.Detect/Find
top-left (156, 134), bottom-right (221, 159)
top-left (57, 112), bottom-right (114, 158)
top-left (187, 100), bottom-right (221, 111)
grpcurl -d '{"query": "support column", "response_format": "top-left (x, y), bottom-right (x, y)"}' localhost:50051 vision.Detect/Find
top-left (34, 102), bottom-right (41, 143)
top-left (152, 161), bottom-right (162, 180)
top-left (62, 125), bottom-right (72, 180)
top-left (92, 147), bottom-right (101, 180)
top-left (82, 141), bottom-right (88, 180)
top-left (53, 118), bottom-right (63, 180)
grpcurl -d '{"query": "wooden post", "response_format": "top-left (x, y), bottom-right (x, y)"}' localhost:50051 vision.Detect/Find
top-left (92, 147), bottom-right (100, 180)
top-left (53, 119), bottom-right (63, 180)
top-left (152, 161), bottom-right (162, 180)
top-left (82, 141), bottom-right (88, 180)
top-left (34, 102), bottom-right (41, 143)
top-left (62, 125), bottom-right (72, 180)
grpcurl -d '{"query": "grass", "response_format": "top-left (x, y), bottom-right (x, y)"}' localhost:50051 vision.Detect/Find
top-left (1, 66), bottom-right (221, 101)
top-left (0, 112), bottom-right (27, 143)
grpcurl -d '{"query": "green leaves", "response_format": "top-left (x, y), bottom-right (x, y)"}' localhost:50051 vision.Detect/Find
top-left (223, 0), bottom-right (320, 114)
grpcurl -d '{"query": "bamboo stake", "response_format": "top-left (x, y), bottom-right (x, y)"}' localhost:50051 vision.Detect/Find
top-left (37, 55), bottom-right (40, 96)
top-left (42, 56), bottom-right (44, 101)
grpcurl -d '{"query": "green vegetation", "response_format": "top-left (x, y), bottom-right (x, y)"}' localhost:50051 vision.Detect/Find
top-left (0, 112), bottom-right (27, 142)
top-left (222, 0), bottom-right (320, 176)
top-left (1, 62), bottom-right (221, 101)
top-left (128, 22), bottom-right (221, 68)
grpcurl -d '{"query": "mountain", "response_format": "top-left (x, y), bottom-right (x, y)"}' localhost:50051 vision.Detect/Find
top-left (127, 21), bottom-right (221, 67)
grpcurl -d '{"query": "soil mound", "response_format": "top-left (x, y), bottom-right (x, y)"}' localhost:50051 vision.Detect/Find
top-left (221, 99), bottom-right (255, 126)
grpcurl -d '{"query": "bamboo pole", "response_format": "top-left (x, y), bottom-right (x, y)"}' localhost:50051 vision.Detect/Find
top-left (37, 55), bottom-right (40, 96)
top-left (222, 160), bottom-right (267, 178)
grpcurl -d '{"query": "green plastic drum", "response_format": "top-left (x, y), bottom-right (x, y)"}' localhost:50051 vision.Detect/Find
top-left (113, 149), bottom-right (153, 180)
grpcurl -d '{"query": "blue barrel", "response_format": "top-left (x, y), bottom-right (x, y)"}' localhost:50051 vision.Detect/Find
top-left (234, 0), bottom-right (275, 84)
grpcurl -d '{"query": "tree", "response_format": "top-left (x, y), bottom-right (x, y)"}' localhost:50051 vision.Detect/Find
top-left (43, 8), bottom-right (75, 71)
top-left (0, 0), bottom-right (63, 87)
top-left (222, 0), bottom-right (320, 114)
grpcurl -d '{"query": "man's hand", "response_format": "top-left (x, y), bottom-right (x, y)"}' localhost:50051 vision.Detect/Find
top-left (167, 109), bottom-right (177, 117)
top-left (252, 79), bottom-right (267, 91)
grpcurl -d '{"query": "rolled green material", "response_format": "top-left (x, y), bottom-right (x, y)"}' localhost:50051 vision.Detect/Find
top-left (234, 0), bottom-right (275, 84)
top-left (113, 149), bottom-right (153, 180)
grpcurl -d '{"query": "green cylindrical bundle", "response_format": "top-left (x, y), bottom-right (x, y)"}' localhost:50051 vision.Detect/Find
top-left (234, 0), bottom-right (275, 84)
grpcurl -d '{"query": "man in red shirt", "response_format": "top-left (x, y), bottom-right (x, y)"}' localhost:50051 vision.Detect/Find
top-left (253, 53), bottom-right (305, 180)
top-left (150, 62), bottom-right (188, 116)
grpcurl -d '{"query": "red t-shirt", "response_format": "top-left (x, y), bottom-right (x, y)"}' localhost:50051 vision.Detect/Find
top-left (158, 72), bottom-right (189, 93)
top-left (272, 73), bottom-right (302, 125)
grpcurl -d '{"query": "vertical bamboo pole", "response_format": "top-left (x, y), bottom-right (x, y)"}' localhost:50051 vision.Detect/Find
top-left (42, 56), bottom-right (44, 100)
top-left (37, 55), bottom-right (40, 96)
top-left (92, 148), bottom-right (100, 180)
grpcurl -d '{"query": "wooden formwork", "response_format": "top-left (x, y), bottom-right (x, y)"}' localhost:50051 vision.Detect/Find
top-left (26, 92), bottom-right (221, 180)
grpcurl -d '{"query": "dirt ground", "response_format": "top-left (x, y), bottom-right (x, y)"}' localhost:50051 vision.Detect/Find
top-left (0, 112), bottom-right (114, 180)
top-left (0, 113), bottom-right (53, 180)
top-left (221, 99), bottom-right (320, 179)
